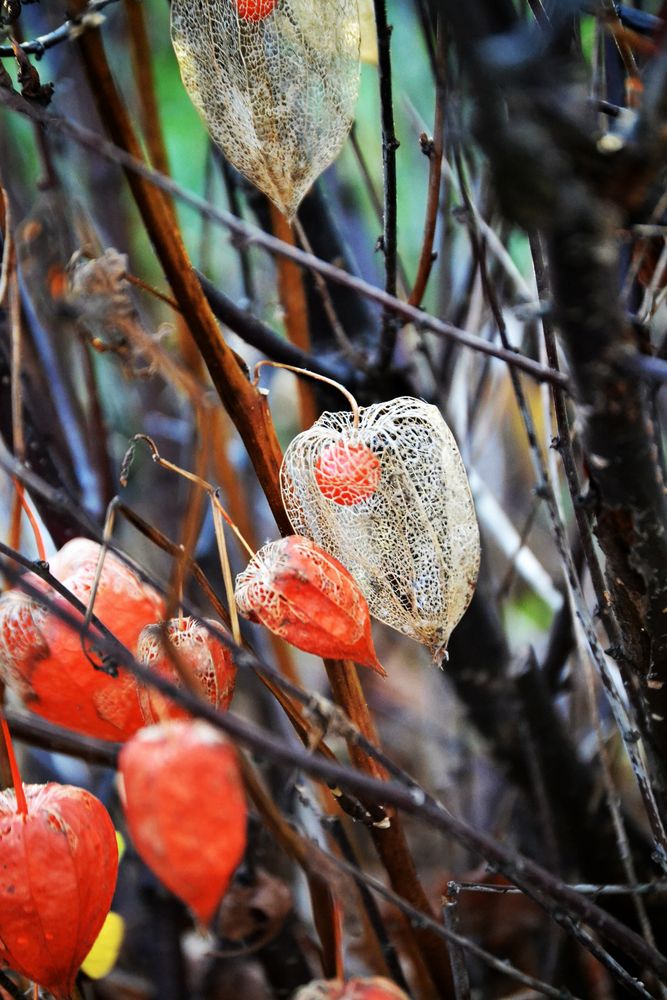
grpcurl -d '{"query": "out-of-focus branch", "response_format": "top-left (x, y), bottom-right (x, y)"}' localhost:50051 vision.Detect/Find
top-left (0, 0), bottom-right (121, 57)
top-left (439, 0), bottom-right (667, 800)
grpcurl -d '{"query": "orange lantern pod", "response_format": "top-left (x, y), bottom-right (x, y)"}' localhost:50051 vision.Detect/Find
top-left (119, 720), bottom-right (247, 925)
top-left (314, 440), bottom-right (381, 506)
top-left (0, 588), bottom-right (48, 697)
top-left (234, 535), bottom-right (385, 675)
top-left (293, 978), bottom-right (411, 1000)
top-left (136, 616), bottom-right (236, 724)
top-left (0, 538), bottom-right (165, 741)
top-left (0, 783), bottom-right (118, 1000)
top-left (234, 0), bottom-right (277, 21)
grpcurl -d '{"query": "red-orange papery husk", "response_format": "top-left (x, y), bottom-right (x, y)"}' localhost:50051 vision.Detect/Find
top-left (234, 535), bottom-right (385, 675)
top-left (136, 616), bottom-right (236, 724)
top-left (293, 978), bottom-right (411, 1000)
top-left (0, 538), bottom-right (165, 741)
top-left (119, 720), bottom-right (247, 924)
top-left (0, 783), bottom-right (118, 1000)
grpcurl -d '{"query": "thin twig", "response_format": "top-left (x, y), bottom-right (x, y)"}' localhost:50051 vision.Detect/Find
top-left (0, 91), bottom-right (569, 388)
top-left (0, 0), bottom-right (121, 57)
top-left (372, 0), bottom-right (400, 370)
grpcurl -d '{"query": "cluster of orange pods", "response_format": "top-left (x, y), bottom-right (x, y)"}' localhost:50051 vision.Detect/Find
top-left (0, 427), bottom-right (391, 995)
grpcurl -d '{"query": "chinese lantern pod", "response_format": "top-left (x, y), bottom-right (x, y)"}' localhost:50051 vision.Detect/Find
top-left (235, 535), bottom-right (385, 675)
top-left (281, 397), bottom-right (481, 661)
top-left (293, 978), bottom-right (411, 1000)
top-left (119, 720), bottom-right (247, 925)
top-left (0, 783), bottom-right (118, 1000)
top-left (0, 538), bottom-right (165, 741)
top-left (170, 0), bottom-right (360, 219)
top-left (0, 589), bottom-right (48, 699)
top-left (136, 617), bottom-right (236, 724)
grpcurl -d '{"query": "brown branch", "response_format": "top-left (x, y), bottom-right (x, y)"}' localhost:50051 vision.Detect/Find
top-left (408, 17), bottom-right (445, 308)
top-left (269, 206), bottom-right (318, 429)
top-left (67, 8), bottom-right (290, 533)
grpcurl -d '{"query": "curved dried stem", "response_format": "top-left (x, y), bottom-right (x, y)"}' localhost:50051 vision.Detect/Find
top-left (253, 359), bottom-right (361, 430)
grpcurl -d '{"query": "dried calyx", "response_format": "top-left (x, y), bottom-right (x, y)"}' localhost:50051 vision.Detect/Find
top-left (171, 0), bottom-right (361, 218)
top-left (280, 394), bottom-right (481, 661)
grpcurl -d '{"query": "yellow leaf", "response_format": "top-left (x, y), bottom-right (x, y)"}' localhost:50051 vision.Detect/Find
top-left (81, 911), bottom-right (125, 980)
top-left (115, 830), bottom-right (126, 861)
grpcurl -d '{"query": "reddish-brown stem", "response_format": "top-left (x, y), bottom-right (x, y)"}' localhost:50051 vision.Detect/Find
top-left (1, 716), bottom-right (28, 815)
top-left (325, 659), bottom-right (454, 999)
top-left (408, 16), bottom-right (445, 307)
top-left (12, 479), bottom-right (47, 562)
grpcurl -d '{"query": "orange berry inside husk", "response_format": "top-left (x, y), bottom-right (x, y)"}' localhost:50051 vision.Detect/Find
top-left (314, 440), bottom-right (381, 506)
top-left (235, 0), bottom-right (277, 22)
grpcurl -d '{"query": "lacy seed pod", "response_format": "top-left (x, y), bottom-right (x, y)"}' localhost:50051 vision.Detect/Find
top-left (235, 535), bottom-right (385, 674)
top-left (281, 397), bottom-right (480, 660)
top-left (0, 783), bottom-right (118, 1000)
top-left (293, 978), bottom-right (411, 1000)
top-left (119, 721), bottom-right (247, 925)
top-left (0, 538), bottom-right (165, 741)
top-left (171, 0), bottom-right (360, 218)
top-left (136, 616), bottom-right (236, 724)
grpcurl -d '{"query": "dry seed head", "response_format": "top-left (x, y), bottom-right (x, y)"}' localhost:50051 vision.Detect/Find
top-left (171, 0), bottom-right (361, 219)
top-left (281, 397), bottom-right (481, 660)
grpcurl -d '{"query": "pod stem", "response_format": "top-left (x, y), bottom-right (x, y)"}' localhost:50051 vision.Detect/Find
top-left (253, 359), bottom-right (362, 430)
top-left (121, 434), bottom-right (256, 559)
top-left (0, 715), bottom-right (28, 816)
top-left (12, 479), bottom-right (47, 563)
top-left (120, 435), bottom-right (249, 645)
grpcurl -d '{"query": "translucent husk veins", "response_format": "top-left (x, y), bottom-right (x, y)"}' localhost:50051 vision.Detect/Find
top-left (171, 0), bottom-right (361, 218)
top-left (281, 396), bottom-right (481, 660)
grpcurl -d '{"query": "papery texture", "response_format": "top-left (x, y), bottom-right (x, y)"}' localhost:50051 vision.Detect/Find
top-left (0, 783), bottom-right (118, 1000)
top-left (171, 0), bottom-right (361, 218)
top-left (136, 616), bottom-right (236, 724)
top-left (281, 397), bottom-right (480, 660)
top-left (119, 720), bottom-right (247, 925)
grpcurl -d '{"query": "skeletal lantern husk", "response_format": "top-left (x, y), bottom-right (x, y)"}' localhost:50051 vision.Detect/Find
top-left (170, 0), bottom-right (361, 219)
top-left (281, 397), bottom-right (481, 661)
top-left (234, 535), bottom-right (385, 674)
